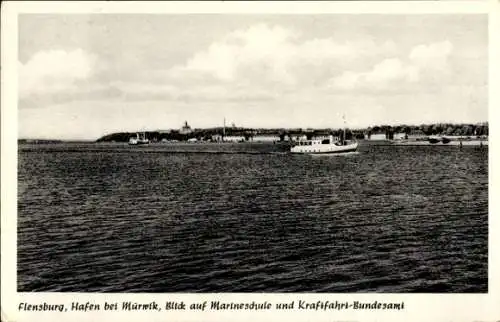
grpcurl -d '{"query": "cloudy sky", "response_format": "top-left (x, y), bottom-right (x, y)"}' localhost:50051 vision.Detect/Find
top-left (18, 14), bottom-right (487, 140)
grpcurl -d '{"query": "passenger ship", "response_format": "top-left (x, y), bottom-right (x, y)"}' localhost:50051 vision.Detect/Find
top-left (290, 135), bottom-right (358, 154)
top-left (291, 115), bottom-right (358, 154)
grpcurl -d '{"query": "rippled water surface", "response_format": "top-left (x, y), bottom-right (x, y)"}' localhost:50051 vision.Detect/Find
top-left (17, 143), bottom-right (488, 292)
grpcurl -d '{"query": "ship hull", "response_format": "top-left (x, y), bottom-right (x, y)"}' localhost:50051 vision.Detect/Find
top-left (290, 142), bottom-right (358, 154)
top-left (310, 146), bottom-right (358, 154)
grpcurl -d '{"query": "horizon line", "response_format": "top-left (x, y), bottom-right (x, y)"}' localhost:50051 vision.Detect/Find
top-left (18, 120), bottom-right (489, 141)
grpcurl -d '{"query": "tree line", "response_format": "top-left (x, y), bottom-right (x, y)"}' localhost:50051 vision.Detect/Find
top-left (366, 123), bottom-right (488, 138)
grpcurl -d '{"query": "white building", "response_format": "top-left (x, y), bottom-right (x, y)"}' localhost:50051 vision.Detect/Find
top-left (290, 134), bottom-right (307, 141)
top-left (211, 134), bottom-right (223, 142)
top-left (252, 135), bottom-right (280, 142)
top-left (367, 133), bottom-right (387, 140)
top-left (393, 132), bottom-right (407, 140)
top-left (223, 136), bottom-right (245, 142)
top-left (179, 121), bottom-right (193, 135)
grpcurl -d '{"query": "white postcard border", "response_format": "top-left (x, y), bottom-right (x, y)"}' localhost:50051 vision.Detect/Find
top-left (2, 1), bottom-right (499, 322)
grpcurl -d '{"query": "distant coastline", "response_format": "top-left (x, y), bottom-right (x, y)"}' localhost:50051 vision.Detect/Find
top-left (17, 122), bottom-right (488, 144)
top-left (18, 139), bottom-right (92, 144)
top-left (94, 122), bottom-right (488, 143)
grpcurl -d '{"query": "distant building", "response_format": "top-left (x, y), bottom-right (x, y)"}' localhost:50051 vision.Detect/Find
top-left (252, 135), bottom-right (280, 142)
top-left (367, 133), bottom-right (387, 140)
top-left (223, 136), bottom-right (245, 142)
top-left (211, 134), bottom-right (223, 142)
top-left (290, 134), bottom-right (307, 141)
top-left (180, 121), bottom-right (193, 135)
top-left (393, 132), bottom-right (408, 140)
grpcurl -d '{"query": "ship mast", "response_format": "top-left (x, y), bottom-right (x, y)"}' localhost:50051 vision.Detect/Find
top-left (223, 117), bottom-right (226, 140)
top-left (343, 114), bottom-right (346, 145)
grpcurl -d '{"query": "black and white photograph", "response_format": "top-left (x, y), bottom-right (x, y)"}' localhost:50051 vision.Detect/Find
top-left (14, 11), bottom-right (490, 294)
top-left (2, 2), bottom-right (500, 320)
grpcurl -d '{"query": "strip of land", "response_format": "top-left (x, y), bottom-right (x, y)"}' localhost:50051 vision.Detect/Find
top-left (18, 122), bottom-right (488, 144)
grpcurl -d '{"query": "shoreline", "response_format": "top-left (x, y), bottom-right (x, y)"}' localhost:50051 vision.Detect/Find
top-left (390, 140), bottom-right (488, 146)
top-left (18, 139), bottom-right (489, 147)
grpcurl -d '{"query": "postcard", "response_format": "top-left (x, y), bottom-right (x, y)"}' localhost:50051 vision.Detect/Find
top-left (1, 1), bottom-right (499, 322)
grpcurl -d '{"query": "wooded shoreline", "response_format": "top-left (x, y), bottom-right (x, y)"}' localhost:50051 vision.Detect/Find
top-left (94, 122), bottom-right (488, 143)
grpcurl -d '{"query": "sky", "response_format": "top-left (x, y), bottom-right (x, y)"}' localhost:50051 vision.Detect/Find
top-left (18, 14), bottom-right (487, 140)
